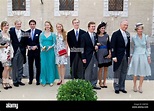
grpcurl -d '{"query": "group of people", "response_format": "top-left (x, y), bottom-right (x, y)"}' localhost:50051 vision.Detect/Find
top-left (0, 18), bottom-right (151, 94)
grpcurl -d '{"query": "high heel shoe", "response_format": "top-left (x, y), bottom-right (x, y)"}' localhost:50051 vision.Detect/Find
top-left (2, 83), bottom-right (8, 90)
top-left (133, 86), bottom-right (137, 92)
top-left (138, 86), bottom-right (143, 93)
top-left (57, 80), bottom-right (62, 85)
top-left (50, 83), bottom-right (54, 87)
top-left (6, 83), bottom-right (12, 89)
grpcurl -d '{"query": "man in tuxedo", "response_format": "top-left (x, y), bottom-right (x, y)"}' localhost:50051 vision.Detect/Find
top-left (80, 21), bottom-right (101, 90)
top-left (67, 18), bottom-right (86, 79)
top-left (0, 30), bottom-right (3, 80)
top-left (9, 20), bottom-right (28, 87)
top-left (26, 19), bottom-right (42, 85)
top-left (110, 20), bottom-right (130, 94)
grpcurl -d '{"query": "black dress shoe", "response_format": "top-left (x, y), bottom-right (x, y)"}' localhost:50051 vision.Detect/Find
top-left (93, 86), bottom-right (101, 90)
top-left (13, 83), bottom-right (19, 87)
top-left (36, 82), bottom-right (40, 85)
top-left (115, 90), bottom-right (119, 94)
top-left (18, 82), bottom-right (25, 86)
top-left (119, 89), bottom-right (127, 93)
top-left (28, 81), bottom-right (32, 85)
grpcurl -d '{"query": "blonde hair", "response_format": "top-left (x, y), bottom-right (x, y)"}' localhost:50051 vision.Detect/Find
top-left (56, 23), bottom-right (67, 41)
top-left (72, 18), bottom-right (80, 24)
top-left (44, 21), bottom-right (54, 32)
top-left (1, 21), bottom-right (9, 30)
top-left (14, 20), bottom-right (22, 25)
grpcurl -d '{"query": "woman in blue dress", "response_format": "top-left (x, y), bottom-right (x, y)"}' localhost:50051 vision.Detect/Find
top-left (127, 23), bottom-right (151, 93)
top-left (39, 21), bottom-right (59, 87)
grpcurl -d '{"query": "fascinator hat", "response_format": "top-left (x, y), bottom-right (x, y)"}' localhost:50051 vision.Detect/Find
top-left (135, 23), bottom-right (144, 31)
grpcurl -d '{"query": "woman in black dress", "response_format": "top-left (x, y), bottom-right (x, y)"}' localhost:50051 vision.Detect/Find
top-left (96, 22), bottom-right (112, 88)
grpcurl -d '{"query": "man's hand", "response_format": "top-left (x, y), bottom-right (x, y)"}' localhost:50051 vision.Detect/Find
top-left (31, 46), bottom-right (38, 50)
top-left (82, 59), bottom-right (86, 63)
top-left (112, 57), bottom-right (117, 62)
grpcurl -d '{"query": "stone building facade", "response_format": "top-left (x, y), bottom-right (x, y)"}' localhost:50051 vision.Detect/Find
top-left (0, 0), bottom-right (153, 37)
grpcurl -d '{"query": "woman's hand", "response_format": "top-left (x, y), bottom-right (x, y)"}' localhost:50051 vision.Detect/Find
top-left (46, 46), bottom-right (52, 51)
top-left (41, 46), bottom-right (46, 51)
top-left (106, 54), bottom-right (111, 59)
top-left (148, 56), bottom-right (151, 64)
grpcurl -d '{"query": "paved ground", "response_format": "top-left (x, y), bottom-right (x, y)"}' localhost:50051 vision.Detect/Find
top-left (0, 79), bottom-right (154, 100)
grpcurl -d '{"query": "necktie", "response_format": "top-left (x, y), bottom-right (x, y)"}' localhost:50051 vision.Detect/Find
top-left (91, 33), bottom-right (94, 45)
top-left (76, 30), bottom-right (79, 41)
top-left (31, 29), bottom-right (34, 40)
top-left (123, 31), bottom-right (127, 46)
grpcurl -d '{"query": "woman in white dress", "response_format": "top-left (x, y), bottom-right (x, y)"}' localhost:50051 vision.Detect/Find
top-left (0, 21), bottom-right (14, 89)
top-left (55, 23), bottom-right (68, 85)
top-left (127, 23), bottom-right (151, 93)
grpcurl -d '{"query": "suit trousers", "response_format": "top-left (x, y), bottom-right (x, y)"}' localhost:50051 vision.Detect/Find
top-left (12, 49), bottom-right (24, 83)
top-left (113, 54), bottom-right (128, 91)
top-left (84, 54), bottom-right (98, 87)
top-left (71, 53), bottom-right (84, 79)
top-left (28, 51), bottom-right (40, 83)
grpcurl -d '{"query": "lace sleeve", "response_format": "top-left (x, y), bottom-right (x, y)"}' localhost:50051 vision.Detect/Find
top-left (145, 35), bottom-right (151, 57)
top-left (130, 36), bottom-right (134, 57)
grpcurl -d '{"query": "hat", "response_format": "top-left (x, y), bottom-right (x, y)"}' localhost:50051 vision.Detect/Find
top-left (135, 23), bottom-right (144, 30)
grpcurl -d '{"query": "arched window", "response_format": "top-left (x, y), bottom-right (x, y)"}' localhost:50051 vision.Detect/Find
top-left (12, 0), bottom-right (26, 11)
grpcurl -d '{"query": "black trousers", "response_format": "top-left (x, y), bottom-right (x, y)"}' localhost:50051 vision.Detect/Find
top-left (28, 52), bottom-right (40, 83)
top-left (0, 62), bottom-right (4, 79)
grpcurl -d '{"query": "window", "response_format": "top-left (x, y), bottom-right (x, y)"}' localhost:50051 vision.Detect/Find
top-left (12, 0), bottom-right (26, 11)
top-left (108, 0), bottom-right (123, 11)
top-left (59, 0), bottom-right (74, 11)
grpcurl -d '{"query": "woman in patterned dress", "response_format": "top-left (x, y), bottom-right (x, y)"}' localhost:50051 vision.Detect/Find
top-left (0, 21), bottom-right (14, 89)
top-left (55, 23), bottom-right (68, 85)
top-left (127, 23), bottom-right (151, 93)
top-left (96, 22), bottom-right (112, 88)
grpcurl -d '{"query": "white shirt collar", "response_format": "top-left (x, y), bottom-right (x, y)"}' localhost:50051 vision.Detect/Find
top-left (74, 28), bottom-right (79, 33)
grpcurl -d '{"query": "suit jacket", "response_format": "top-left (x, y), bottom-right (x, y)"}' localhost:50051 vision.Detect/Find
top-left (9, 28), bottom-right (28, 64)
top-left (110, 29), bottom-right (130, 71)
top-left (67, 29), bottom-right (86, 67)
top-left (26, 29), bottom-right (42, 56)
top-left (80, 32), bottom-right (98, 68)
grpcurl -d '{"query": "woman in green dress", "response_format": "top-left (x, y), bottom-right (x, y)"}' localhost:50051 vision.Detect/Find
top-left (39, 21), bottom-right (59, 87)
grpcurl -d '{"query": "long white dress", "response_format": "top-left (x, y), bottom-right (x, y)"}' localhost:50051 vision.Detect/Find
top-left (127, 34), bottom-right (151, 77)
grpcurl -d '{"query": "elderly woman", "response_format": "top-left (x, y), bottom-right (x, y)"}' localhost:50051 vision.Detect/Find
top-left (127, 23), bottom-right (151, 93)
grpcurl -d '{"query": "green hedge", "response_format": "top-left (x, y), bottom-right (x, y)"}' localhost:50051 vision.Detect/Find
top-left (56, 79), bottom-right (98, 101)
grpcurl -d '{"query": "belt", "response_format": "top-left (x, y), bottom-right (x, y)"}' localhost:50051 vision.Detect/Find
top-left (98, 45), bottom-right (107, 49)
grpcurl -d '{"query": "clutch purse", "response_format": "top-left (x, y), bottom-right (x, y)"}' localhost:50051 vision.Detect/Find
top-left (58, 49), bottom-right (67, 56)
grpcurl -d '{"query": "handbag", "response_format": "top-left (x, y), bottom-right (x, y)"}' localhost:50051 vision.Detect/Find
top-left (58, 49), bottom-right (67, 56)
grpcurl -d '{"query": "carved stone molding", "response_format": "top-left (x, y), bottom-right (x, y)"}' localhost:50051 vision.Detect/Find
top-left (54, 0), bottom-right (78, 16)
top-left (103, 0), bottom-right (128, 17)
top-left (7, 0), bottom-right (30, 16)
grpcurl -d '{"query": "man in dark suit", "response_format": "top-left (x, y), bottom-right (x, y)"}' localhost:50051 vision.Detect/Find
top-left (67, 18), bottom-right (86, 79)
top-left (0, 30), bottom-right (3, 84)
top-left (80, 21), bottom-right (101, 90)
top-left (26, 19), bottom-right (42, 85)
top-left (9, 20), bottom-right (28, 87)
top-left (110, 20), bottom-right (130, 94)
